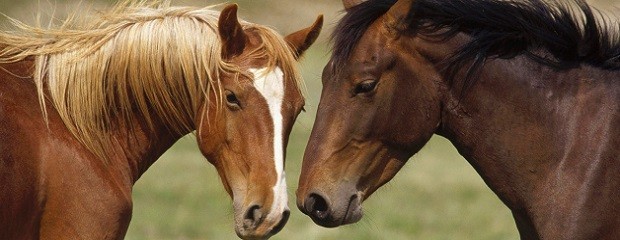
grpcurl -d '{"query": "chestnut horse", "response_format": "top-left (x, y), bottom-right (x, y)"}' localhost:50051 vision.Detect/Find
top-left (0, 1), bottom-right (322, 239)
top-left (297, 0), bottom-right (619, 239)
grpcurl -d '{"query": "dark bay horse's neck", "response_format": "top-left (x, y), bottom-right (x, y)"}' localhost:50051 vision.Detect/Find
top-left (436, 54), bottom-right (620, 237)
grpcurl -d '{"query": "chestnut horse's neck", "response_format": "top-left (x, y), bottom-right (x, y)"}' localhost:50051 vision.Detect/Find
top-left (9, 59), bottom-right (188, 184)
top-left (424, 35), bottom-right (620, 238)
top-left (74, 87), bottom-right (189, 185)
top-left (106, 112), bottom-right (187, 183)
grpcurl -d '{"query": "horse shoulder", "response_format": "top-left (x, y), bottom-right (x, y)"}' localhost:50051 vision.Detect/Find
top-left (34, 118), bottom-right (133, 239)
top-left (0, 60), bottom-right (47, 239)
top-left (0, 61), bottom-right (132, 239)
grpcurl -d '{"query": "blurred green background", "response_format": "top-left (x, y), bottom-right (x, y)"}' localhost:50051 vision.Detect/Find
top-left (1, 0), bottom-right (617, 239)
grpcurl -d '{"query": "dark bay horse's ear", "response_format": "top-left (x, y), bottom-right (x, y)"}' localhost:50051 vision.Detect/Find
top-left (284, 15), bottom-right (323, 59)
top-left (218, 4), bottom-right (247, 59)
top-left (343, 0), bottom-right (366, 11)
top-left (385, 0), bottom-right (415, 34)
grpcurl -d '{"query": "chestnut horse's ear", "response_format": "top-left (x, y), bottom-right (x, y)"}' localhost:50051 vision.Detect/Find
top-left (385, 0), bottom-right (415, 33)
top-left (218, 4), bottom-right (247, 59)
top-left (284, 15), bottom-right (323, 59)
top-left (343, 0), bottom-right (367, 11)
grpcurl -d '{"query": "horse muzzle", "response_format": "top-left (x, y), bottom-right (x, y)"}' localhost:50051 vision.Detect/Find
top-left (234, 203), bottom-right (290, 240)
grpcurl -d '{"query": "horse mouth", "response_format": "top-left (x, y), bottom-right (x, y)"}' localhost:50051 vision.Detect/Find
top-left (342, 193), bottom-right (363, 226)
top-left (269, 209), bottom-right (290, 236)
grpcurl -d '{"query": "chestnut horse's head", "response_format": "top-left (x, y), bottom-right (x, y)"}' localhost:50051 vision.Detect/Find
top-left (196, 5), bottom-right (322, 239)
top-left (297, 0), bottom-right (442, 227)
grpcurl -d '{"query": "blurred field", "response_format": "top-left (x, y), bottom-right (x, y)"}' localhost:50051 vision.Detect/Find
top-left (1, 0), bottom-right (618, 239)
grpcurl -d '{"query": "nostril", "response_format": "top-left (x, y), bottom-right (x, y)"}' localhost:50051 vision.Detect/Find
top-left (305, 193), bottom-right (329, 220)
top-left (243, 204), bottom-right (262, 229)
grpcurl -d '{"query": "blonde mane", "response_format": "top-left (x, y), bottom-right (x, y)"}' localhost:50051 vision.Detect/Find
top-left (0, 0), bottom-right (302, 160)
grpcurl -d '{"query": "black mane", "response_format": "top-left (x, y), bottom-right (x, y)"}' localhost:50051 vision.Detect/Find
top-left (332, 0), bottom-right (620, 81)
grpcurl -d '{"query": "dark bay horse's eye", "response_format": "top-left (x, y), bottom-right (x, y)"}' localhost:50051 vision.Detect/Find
top-left (225, 90), bottom-right (241, 109)
top-left (354, 80), bottom-right (378, 95)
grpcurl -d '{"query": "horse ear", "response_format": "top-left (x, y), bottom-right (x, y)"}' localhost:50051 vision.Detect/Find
top-left (385, 0), bottom-right (414, 33)
top-left (218, 4), bottom-right (247, 59)
top-left (285, 15), bottom-right (323, 59)
top-left (343, 0), bottom-right (366, 11)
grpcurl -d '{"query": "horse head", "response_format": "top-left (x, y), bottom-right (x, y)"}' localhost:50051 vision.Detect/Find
top-left (196, 5), bottom-right (322, 239)
top-left (297, 0), bottom-right (443, 228)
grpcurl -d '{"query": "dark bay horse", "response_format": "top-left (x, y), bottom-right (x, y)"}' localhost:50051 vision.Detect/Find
top-left (0, 1), bottom-right (322, 239)
top-left (297, 0), bottom-right (619, 239)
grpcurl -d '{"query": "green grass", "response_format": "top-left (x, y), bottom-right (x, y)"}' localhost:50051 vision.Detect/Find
top-left (126, 44), bottom-right (519, 240)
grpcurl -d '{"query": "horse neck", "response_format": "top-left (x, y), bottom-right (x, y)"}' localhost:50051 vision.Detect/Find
top-left (106, 111), bottom-right (189, 183)
top-left (435, 50), bottom-right (620, 209)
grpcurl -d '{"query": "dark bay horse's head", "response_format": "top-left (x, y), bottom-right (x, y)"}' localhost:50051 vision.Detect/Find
top-left (297, 0), bottom-right (443, 227)
top-left (196, 5), bottom-right (322, 239)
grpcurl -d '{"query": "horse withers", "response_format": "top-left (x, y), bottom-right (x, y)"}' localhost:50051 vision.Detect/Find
top-left (0, 1), bottom-right (322, 239)
top-left (297, 0), bottom-right (619, 239)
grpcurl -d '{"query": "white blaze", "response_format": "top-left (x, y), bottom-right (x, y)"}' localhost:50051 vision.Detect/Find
top-left (249, 67), bottom-right (289, 221)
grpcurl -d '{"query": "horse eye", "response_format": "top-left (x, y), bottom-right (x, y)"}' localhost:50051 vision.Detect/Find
top-left (354, 80), bottom-right (378, 95)
top-left (225, 90), bottom-right (241, 109)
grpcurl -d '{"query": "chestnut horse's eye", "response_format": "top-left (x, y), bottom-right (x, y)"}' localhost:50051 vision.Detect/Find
top-left (354, 80), bottom-right (378, 95)
top-left (225, 90), bottom-right (241, 109)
